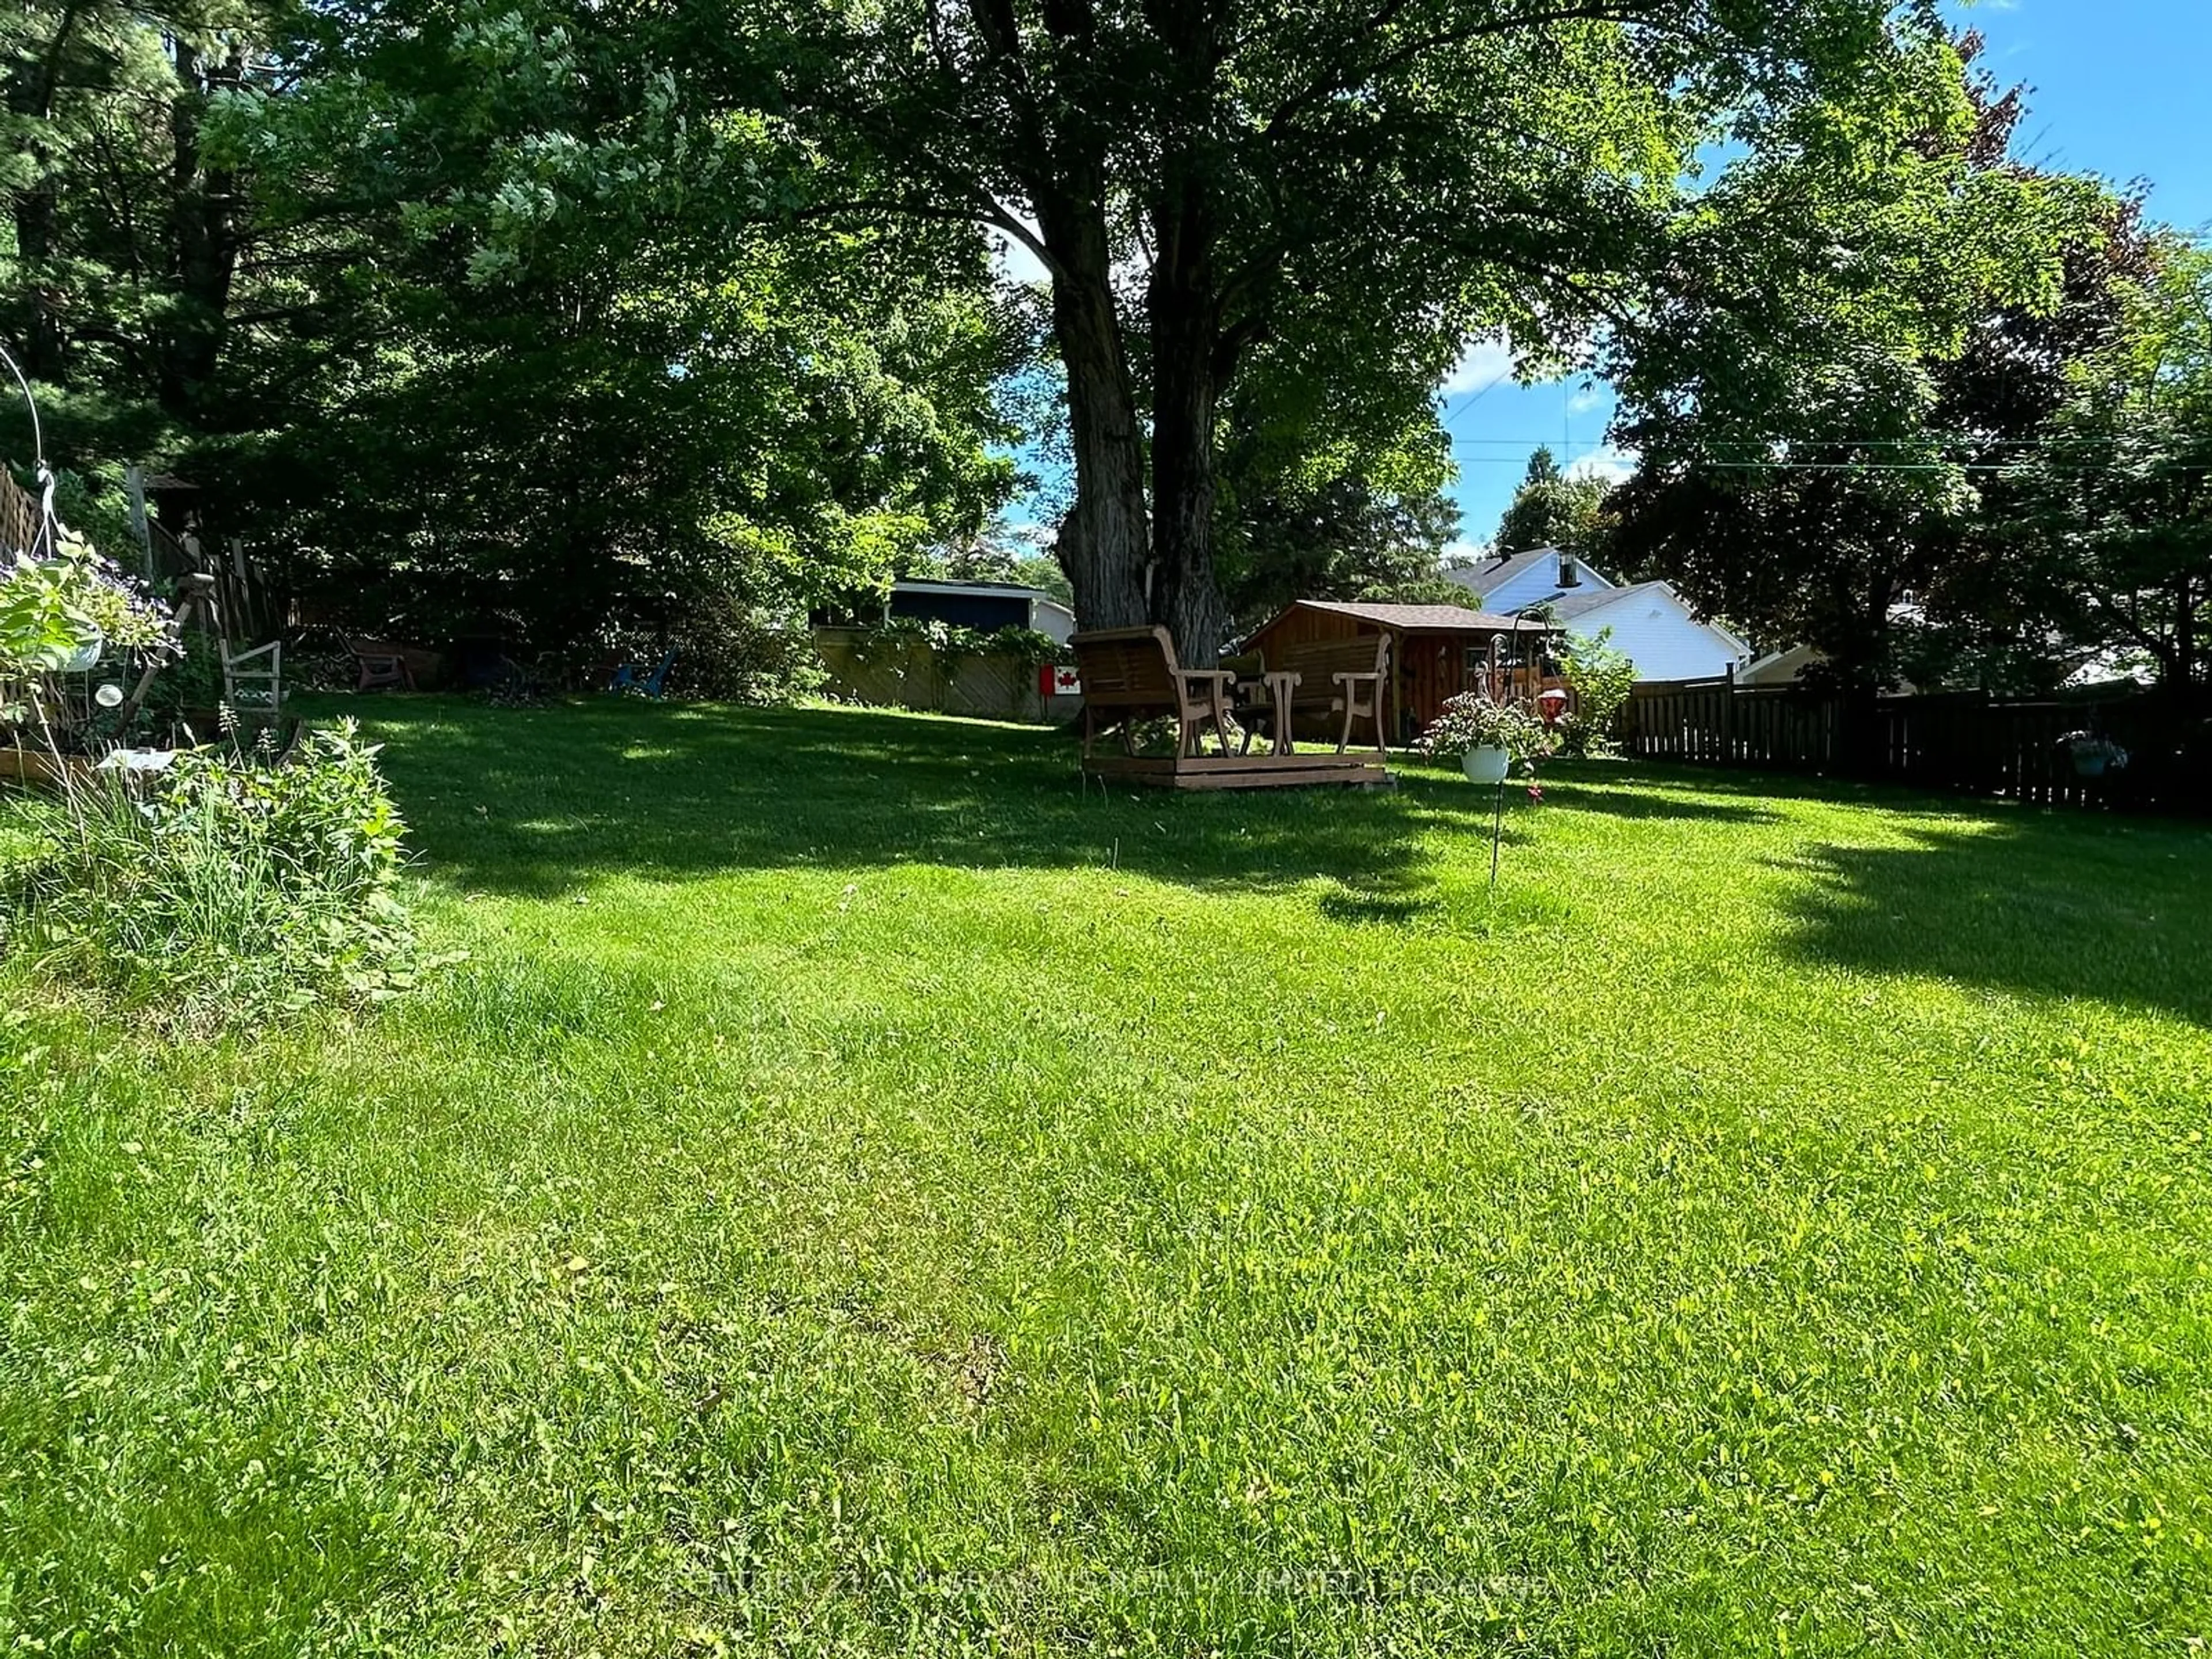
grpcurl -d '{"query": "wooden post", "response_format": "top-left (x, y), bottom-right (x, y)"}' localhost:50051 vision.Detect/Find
top-left (124, 465), bottom-right (152, 578)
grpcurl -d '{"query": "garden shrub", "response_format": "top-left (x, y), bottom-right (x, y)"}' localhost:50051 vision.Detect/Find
top-left (1, 720), bottom-right (433, 1027)
top-left (843, 616), bottom-right (1069, 673)
top-left (662, 594), bottom-right (826, 703)
top-left (1558, 627), bottom-right (1638, 757)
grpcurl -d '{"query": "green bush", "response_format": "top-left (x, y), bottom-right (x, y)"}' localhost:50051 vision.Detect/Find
top-left (848, 616), bottom-right (1069, 669)
top-left (664, 595), bottom-right (826, 703)
top-left (1, 719), bottom-right (433, 1027)
top-left (1558, 627), bottom-right (1638, 757)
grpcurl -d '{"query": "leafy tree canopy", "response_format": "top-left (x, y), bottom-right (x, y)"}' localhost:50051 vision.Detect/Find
top-left (743, 0), bottom-right (1997, 660)
top-left (1493, 447), bottom-right (1616, 567)
top-left (2, 0), bottom-right (1027, 656)
top-left (1604, 31), bottom-right (2120, 691)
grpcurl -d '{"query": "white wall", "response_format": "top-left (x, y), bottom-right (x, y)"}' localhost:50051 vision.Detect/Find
top-left (1569, 588), bottom-right (1745, 682)
top-left (1031, 598), bottom-right (1077, 645)
top-left (1479, 550), bottom-right (1615, 613)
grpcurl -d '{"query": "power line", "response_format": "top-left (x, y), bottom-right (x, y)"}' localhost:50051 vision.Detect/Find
top-left (1448, 452), bottom-right (2212, 474)
top-left (1448, 434), bottom-right (2173, 450)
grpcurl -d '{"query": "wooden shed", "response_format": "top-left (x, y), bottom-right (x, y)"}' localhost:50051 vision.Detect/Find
top-left (1239, 600), bottom-right (1562, 744)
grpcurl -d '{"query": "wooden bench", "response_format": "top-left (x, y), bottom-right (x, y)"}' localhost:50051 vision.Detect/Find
top-left (348, 637), bottom-right (415, 692)
top-left (1070, 625), bottom-right (1235, 759)
top-left (1271, 634), bottom-right (1390, 753)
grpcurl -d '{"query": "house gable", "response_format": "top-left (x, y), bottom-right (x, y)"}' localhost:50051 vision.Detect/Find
top-left (1444, 546), bottom-right (1616, 613)
top-left (1553, 582), bottom-right (1749, 682)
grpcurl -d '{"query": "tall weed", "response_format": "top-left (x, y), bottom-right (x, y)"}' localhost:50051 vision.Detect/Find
top-left (1, 720), bottom-right (434, 1027)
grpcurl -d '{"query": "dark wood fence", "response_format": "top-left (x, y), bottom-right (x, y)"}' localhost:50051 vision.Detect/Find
top-left (1626, 669), bottom-right (2211, 813)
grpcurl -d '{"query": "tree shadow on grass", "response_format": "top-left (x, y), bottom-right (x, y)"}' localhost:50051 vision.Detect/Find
top-left (1532, 784), bottom-right (1783, 825)
top-left (1577, 759), bottom-right (2028, 821)
top-left (1775, 815), bottom-right (2212, 1027)
top-left (350, 696), bottom-right (1452, 907)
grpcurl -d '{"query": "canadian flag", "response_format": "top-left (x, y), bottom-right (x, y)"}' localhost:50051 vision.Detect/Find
top-left (1040, 665), bottom-right (1082, 696)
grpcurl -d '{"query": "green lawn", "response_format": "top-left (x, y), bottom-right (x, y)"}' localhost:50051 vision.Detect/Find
top-left (4, 696), bottom-right (2210, 1656)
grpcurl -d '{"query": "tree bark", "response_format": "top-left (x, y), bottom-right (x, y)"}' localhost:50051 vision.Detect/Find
top-left (1146, 170), bottom-right (1228, 664)
top-left (161, 41), bottom-right (243, 422)
top-left (1035, 187), bottom-right (1150, 636)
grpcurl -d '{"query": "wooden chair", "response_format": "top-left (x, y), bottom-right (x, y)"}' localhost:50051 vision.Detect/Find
top-left (222, 641), bottom-right (284, 723)
top-left (1275, 634), bottom-right (1391, 753)
top-left (348, 638), bottom-right (414, 692)
top-left (1069, 626), bottom-right (1236, 759)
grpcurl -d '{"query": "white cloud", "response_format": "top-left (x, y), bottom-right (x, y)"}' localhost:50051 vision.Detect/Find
top-left (1565, 445), bottom-right (1638, 487)
top-left (1441, 539), bottom-right (1491, 569)
top-left (1442, 334), bottom-right (1517, 395)
top-left (1567, 384), bottom-right (1608, 415)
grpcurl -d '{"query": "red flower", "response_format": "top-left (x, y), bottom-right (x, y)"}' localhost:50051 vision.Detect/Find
top-left (1527, 783), bottom-right (1544, 802)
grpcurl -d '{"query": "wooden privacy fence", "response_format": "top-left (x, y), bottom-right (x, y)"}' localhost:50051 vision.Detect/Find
top-left (1627, 669), bottom-right (2211, 813)
top-left (814, 627), bottom-right (1078, 725)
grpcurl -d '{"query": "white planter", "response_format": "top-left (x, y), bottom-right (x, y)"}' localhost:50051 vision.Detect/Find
top-left (1462, 745), bottom-right (1510, 785)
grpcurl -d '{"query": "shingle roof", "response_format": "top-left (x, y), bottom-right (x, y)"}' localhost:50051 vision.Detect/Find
top-left (1547, 581), bottom-right (1664, 622)
top-left (892, 578), bottom-right (1054, 600)
top-left (1293, 599), bottom-right (1550, 631)
top-left (1441, 546), bottom-right (1565, 603)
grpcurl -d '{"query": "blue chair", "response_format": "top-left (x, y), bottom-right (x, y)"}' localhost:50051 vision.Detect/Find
top-left (608, 648), bottom-right (677, 698)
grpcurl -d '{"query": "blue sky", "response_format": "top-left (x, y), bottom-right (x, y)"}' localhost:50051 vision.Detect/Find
top-left (1002, 2), bottom-right (2212, 553)
top-left (1440, 0), bottom-right (2212, 550)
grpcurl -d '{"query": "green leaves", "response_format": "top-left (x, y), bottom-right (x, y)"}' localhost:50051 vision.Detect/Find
top-left (2, 718), bottom-right (432, 1028)
top-left (1604, 34), bottom-right (2141, 687)
top-left (0, 559), bottom-right (92, 675)
top-left (0, 542), bottom-right (170, 679)
top-left (1493, 449), bottom-right (1616, 567)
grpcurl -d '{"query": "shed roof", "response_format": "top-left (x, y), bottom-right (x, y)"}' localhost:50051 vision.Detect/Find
top-left (891, 578), bottom-right (1055, 601)
top-left (1284, 599), bottom-right (1548, 632)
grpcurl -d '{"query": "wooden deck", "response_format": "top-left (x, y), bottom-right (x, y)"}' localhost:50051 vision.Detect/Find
top-left (1082, 752), bottom-right (1395, 791)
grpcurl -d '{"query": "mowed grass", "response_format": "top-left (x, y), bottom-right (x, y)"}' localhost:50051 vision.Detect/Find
top-left (3, 696), bottom-right (2210, 1656)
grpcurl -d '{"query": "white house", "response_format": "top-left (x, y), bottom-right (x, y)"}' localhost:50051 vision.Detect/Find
top-left (1444, 547), bottom-right (1749, 682)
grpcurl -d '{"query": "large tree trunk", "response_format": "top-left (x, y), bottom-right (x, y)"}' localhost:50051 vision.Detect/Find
top-left (1036, 190), bottom-right (1150, 635)
top-left (1146, 171), bottom-right (1228, 664)
top-left (160, 41), bottom-right (242, 422)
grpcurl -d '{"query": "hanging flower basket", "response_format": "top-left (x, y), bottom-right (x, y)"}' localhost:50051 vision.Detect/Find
top-left (1417, 693), bottom-right (1555, 779)
top-left (2056, 731), bottom-right (2128, 779)
top-left (1461, 745), bottom-right (1511, 785)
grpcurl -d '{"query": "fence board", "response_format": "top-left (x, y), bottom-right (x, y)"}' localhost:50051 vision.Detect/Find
top-left (1625, 679), bottom-right (2207, 815)
top-left (813, 628), bottom-right (1075, 725)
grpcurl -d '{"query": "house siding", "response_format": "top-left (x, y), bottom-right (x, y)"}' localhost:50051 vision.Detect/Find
top-left (1565, 590), bottom-right (1744, 682)
top-left (1456, 550), bottom-right (1615, 613)
top-left (1032, 600), bottom-right (1077, 645)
